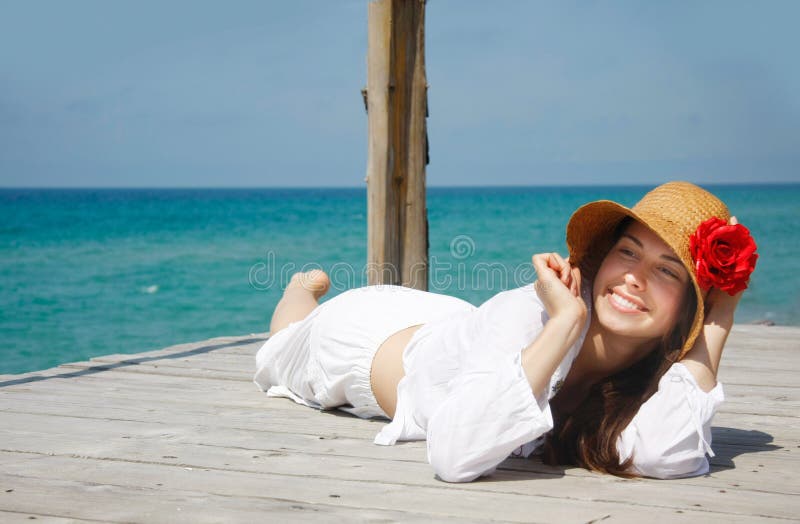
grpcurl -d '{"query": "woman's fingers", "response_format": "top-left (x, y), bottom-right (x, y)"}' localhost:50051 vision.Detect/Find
top-left (567, 266), bottom-right (577, 296)
top-left (533, 253), bottom-right (578, 297)
top-left (532, 253), bottom-right (557, 279)
top-left (571, 266), bottom-right (582, 297)
top-left (533, 253), bottom-right (587, 322)
top-left (533, 254), bottom-right (563, 290)
top-left (552, 252), bottom-right (571, 284)
top-left (554, 253), bottom-right (575, 295)
top-left (533, 252), bottom-right (574, 288)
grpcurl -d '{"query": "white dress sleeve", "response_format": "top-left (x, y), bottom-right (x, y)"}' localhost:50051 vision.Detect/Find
top-left (424, 285), bottom-right (587, 483)
top-left (426, 351), bottom-right (553, 483)
top-left (616, 362), bottom-right (725, 479)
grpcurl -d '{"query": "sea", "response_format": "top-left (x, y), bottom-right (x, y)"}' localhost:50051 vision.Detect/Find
top-left (1, 185), bottom-right (798, 375)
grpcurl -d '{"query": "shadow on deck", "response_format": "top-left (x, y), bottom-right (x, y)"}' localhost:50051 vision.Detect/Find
top-left (1, 326), bottom-right (797, 522)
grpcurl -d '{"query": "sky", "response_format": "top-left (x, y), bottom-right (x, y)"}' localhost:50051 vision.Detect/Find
top-left (1, 0), bottom-right (798, 187)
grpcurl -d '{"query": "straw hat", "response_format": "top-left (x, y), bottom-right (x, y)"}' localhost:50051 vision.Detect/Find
top-left (566, 181), bottom-right (730, 358)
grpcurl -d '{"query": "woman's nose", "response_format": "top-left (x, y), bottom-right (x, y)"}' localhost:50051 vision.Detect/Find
top-left (624, 268), bottom-right (646, 290)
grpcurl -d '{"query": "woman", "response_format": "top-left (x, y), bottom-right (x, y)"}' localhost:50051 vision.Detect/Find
top-left (254, 181), bottom-right (758, 482)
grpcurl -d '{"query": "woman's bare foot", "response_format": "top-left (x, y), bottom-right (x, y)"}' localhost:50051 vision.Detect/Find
top-left (287, 270), bottom-right (331, 300)
top-left (269, 270), bottom-right (331, 335)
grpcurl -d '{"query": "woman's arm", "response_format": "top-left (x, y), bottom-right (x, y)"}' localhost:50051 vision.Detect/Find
top-left (524, 253), bottom-right (587, 400)
top-left (616, 362), bottom-right (724, 478)
top-left (678, 289), bottom-right (740, 392)
top-left (426, 253), bottom-right (587, 483)
top-left (679, 215), bottom-right (746, 392)
top-left (426, 350), bottom-right (558, 482)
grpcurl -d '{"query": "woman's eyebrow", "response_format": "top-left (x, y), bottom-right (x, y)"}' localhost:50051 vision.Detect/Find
top-left (622, 233), bottom-right (684, 266)
top-left (621, 233), bottom-right (643, 248)
top-left (661, 254), bottom-right (684, 266)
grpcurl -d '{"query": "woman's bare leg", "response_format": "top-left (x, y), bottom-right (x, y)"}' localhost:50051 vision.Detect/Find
top-left (269, 270), bottom-right (331, 335)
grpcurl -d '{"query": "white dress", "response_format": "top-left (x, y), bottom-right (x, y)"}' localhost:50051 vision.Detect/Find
top-left (373, 283), bottom-right (725, 482)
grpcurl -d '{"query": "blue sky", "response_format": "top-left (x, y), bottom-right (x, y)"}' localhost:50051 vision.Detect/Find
top-left (1, 0), bottom-right (798, 187)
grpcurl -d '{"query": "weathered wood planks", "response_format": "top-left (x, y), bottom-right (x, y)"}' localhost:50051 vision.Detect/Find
top-left (1, 325), bottom-right (798, 522)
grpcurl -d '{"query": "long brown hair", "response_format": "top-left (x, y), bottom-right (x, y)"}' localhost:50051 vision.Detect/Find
top-left (542, 218), bottom-right (698, 476)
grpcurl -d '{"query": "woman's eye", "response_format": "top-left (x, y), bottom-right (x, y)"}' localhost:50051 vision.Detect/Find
top-left (619, 248), bottom-right (636, 258)
top-left (659, 267), bottom-right (678, 279)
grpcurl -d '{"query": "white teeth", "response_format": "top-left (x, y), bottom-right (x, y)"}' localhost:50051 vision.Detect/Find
top-left (612, 292), bottom-right (642, 311)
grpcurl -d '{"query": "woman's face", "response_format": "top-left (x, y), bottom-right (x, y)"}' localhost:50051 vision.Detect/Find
top-left (592, 221), bottom-right (690, 347)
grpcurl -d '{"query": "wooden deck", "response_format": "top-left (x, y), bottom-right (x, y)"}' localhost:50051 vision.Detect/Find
top-left (1, 325), bottom-right (798, 523)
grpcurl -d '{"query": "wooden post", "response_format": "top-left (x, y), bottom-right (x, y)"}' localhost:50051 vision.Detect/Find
top-left (365, 0), bottom-right (429, 290)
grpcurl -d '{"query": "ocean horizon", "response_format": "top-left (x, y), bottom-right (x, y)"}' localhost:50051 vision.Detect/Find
top-left (2, 183), bottom-right (798, 375)
top-left (4, 181), bottom-right (798, 190)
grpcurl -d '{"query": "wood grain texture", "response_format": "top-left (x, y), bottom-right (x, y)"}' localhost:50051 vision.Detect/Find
top-left (1, 325), bottom-right (798, 522)
top-left (366, 0), bottom-right (428, 290)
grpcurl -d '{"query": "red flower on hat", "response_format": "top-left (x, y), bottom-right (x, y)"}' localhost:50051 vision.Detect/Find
top-left (690, 217), bottom-right (758, 295)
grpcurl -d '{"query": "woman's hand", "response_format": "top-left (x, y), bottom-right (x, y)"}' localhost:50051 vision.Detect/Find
top-left (532, 253), bottom-right (586, 325)
top-left (523, 253), bottom-right (587, 399)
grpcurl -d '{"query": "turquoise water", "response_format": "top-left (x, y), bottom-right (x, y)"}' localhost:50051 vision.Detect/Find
top-left (1, 185), bottom-right (798, 375)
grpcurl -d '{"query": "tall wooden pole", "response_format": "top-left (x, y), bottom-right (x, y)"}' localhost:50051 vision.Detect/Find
top-left (365, 0), bottom-right (429, 290)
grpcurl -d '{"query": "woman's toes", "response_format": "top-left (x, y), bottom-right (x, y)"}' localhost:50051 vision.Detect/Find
top-left (288, 270), bottom-right (330, 299)
top-left (305, 270), bottom-right (331, 298)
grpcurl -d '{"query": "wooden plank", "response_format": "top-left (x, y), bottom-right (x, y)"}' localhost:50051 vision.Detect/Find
top-left (57, 361), bottom-right (246, 382)
top-left (31, 362), bottom-right (799, 418)
top-left (2, 413), bottom-right (798, 498)
top-left (5, 357), bottom-right (800, 422)
top-left (0, 338), bottom-right (265, 386)
top-left (4, 389), bottom-right (795, 465)
top-left (2, 380), bottom-right (796, 469)
top-left (1, 417), bottom-right (796, 520)
top-left (1, 325), bottom-right (799, 521)
top-left (23, 355), bottom-right (800, 407)
top-left (0, 472), bottom-right (481, 524)
top-left (1, 401), bottom-right (798, 491)
top-left (9, 360), bottom-right (800, 419)
top-left (2, 399), bottom-right (795, 470)
top-left (1, 453), bottom-right (792, 523)
top-left (0, 510), bottom-right (102, 523)
top-left (85, 347), bottom-right (800, 393)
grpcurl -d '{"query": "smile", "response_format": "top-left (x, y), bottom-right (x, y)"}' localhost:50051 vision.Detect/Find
top-left (608, 290), bottom-right (648, 313)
